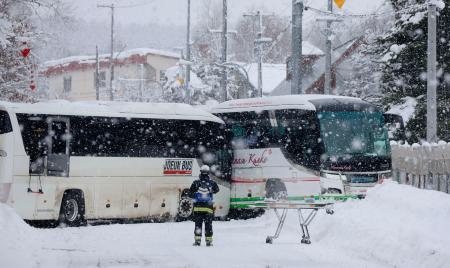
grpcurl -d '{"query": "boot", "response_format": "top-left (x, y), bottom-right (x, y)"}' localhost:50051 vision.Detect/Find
top-left (193, 236), bottom-right (201, 246)
top-left (205, 237), bottom-right (213, 247)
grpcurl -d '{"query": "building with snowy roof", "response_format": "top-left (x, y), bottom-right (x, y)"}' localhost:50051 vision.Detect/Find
top-left (41, 48), bottom-right (180, 101)
top-left (271, 37), bottom-right (365, 96)
top-left (229, 41), bottom-right (324, 98)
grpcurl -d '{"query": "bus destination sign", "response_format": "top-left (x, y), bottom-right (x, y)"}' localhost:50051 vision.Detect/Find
top-left (163, 159), bottom-right (193, 176)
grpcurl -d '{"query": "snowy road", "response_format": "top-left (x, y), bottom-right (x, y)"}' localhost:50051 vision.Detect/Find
top-left (2, 181), bottom-right (450, 268)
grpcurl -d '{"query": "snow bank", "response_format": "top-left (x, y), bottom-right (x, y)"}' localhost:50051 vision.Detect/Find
top-left (312, 181), bottom-right (450, 267)
top-left (1, 182), bottom-right (449, 267)
top-left (0, 203), bottom-right (38, 268)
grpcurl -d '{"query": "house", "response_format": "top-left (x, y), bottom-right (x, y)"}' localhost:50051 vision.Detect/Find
top-left (230, 41), bottom-right (324, 98)
top-left (305, 36), bottom-right (366, 94)
top-left (41, 48), bottom-right (180, 101)
top-left (271, 37), bottom-right (365, 96)
top-left (234, 62), bottom-right (287, 96)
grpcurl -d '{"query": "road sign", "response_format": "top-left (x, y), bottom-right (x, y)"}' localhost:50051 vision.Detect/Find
top-left (334, 0), bottom-right (345, 9)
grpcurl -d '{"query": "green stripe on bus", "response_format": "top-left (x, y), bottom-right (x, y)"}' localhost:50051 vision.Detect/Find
top-left (230, 197), bottom-right (265, 202)
top-left (230, 195), bottom-right (360, 206)
top-left (230, 204), bottom-right (254, 209)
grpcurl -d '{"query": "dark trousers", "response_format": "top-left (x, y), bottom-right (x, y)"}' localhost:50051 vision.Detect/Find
top-left (193, 212), bottom-right (213, 239)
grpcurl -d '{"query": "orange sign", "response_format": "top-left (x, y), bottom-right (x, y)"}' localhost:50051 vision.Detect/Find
top-left (334, 0), bottom-right (345, 8)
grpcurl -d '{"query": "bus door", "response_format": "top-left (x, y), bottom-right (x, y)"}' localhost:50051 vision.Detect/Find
top-left (47, 118), bottom-right (71, 177)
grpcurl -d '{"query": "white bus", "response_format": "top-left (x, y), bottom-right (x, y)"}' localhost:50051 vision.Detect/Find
top-left (0, 101), bottom-right (232, 226)
top-left (211, 95), bottom-right (391, 211)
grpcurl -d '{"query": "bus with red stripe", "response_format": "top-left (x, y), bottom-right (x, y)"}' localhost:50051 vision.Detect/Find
top-left (211, 95), bottom-right (391, 214)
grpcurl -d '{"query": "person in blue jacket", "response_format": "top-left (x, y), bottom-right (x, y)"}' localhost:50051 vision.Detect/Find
top-left (189, 165), bottom-right (220, 246)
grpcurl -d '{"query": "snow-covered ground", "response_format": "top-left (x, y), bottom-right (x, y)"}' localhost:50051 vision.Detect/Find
top-left (2, 181), bottom-right (450, 268)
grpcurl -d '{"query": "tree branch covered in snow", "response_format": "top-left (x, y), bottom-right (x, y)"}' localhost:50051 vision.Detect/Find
top-left (381, 0), bottom-right (450, 142)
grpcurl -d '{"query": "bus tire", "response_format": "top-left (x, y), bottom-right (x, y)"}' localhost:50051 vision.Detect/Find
top-left (59, 190), bottom-right (86, 227)
top-left (265, 179), bottom-right (288, 201)
top-left (176, 189), bottom-right (193, 221)
top-left (327, 188), bottom-right (342, 194)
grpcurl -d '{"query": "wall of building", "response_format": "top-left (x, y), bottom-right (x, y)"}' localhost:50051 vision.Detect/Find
top-left (146, 54), bottom-right (179, 82)
top-left (45, 54), bottom-right (178, 101)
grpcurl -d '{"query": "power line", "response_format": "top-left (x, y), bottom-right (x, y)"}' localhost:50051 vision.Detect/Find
top-left (97, 0), bottom-right (153, 9)
top-left (305, 3), bottom-right (427, 19)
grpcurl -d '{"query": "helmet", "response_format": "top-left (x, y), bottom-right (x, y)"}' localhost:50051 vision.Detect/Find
top-left (200, 165), bottom-right (210, 174)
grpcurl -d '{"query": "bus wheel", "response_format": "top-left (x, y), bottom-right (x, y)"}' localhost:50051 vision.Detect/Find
top-left (59, 191), bottom-right (85, 227)
top-left (265, 179), bottom-right (288, 201)
top-left (177, 190), bottom-right (193, 221)
top-left (327, 188), bottom-right (342, 194)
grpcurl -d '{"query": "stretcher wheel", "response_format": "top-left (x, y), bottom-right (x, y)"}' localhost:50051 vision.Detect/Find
top-left (301, 238), bottom-right (311, 244)
top-left (266, 236), bottom-right (273, 244)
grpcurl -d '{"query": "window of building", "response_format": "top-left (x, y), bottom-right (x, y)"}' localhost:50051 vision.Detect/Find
top-left (63, 76), bottom-right (72, 93)
top-left (94, 71), bottom-right (106, 88)
top-left (159, 70), bottom-right (167, 83)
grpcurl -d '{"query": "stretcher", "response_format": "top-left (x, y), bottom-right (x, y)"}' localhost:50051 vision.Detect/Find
top-left (252, 199), bottom-right (335, 245)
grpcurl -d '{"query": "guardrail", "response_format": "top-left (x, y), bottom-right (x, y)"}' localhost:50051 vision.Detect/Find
top-left (391, 141), bottom-right (450, 194)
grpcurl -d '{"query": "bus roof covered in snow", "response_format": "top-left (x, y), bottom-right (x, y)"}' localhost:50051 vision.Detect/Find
top-left (210, 95), bottom-right (377, 113)
top-left (0, 101), bottom-right (224, 123)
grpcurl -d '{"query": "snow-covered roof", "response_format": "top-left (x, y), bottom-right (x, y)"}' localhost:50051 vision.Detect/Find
top-left (272, 37), bottom-right (365, 96)
top-left (43, 48), bottom-right (179, 68)
top-left (0, 101), bottom-right (223, 124)
top-left (234, 62), bottom-right (286, 95)
top-left (302, 41), bottom-right (324, 56)
top-left (210, 94), bottom-right (363, 113)
top-left (41, 48), bottom-right (180, 76)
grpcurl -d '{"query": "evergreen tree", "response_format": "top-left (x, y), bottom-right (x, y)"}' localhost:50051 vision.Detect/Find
top-left (0, 0), bottom-right (37, 102)
top-left (381, 0), bottom-right (449, 142)
top-left (0, 0), bottom-right (66, 102)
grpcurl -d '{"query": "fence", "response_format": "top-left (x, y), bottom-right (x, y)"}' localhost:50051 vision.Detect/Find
top-left (391, 142), bottom-right (450, 194)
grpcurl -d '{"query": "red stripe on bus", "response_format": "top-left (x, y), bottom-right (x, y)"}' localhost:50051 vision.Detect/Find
top-left (164, 170), bottom-right (192, 175)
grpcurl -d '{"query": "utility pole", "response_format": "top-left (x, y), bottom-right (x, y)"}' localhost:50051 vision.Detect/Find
top-left (291, 0), bottom-right (303, 95)
top-left (317, 1), bottom-right (342, 95)
top-left (186, 0), bottom-right (191, 104)
top-left (325, 0), bottom-right (332, 95)
top-left (139, 64), bottom-right (144, 101)
top-left (427, 2), bottom-right (437, 142)
top-left (220, 0), bottom-right (228, 102)
top-left (243, 11), bottom-right (273, 97)
top-left (95, 45), bottom-right (100, 101)
top-left (98, 3), bottom-right (115, 101)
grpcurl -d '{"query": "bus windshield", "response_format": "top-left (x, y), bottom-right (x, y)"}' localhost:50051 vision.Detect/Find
top-left (318, 111), bottom-right (390, 158)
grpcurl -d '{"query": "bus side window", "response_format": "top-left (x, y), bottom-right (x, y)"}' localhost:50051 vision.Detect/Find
top-left (16, 114), bottom-right (48, 175)
top-left (275, 109), bottom-right (320, 170)
top-left (0, 111), bottom-right (12, 134)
